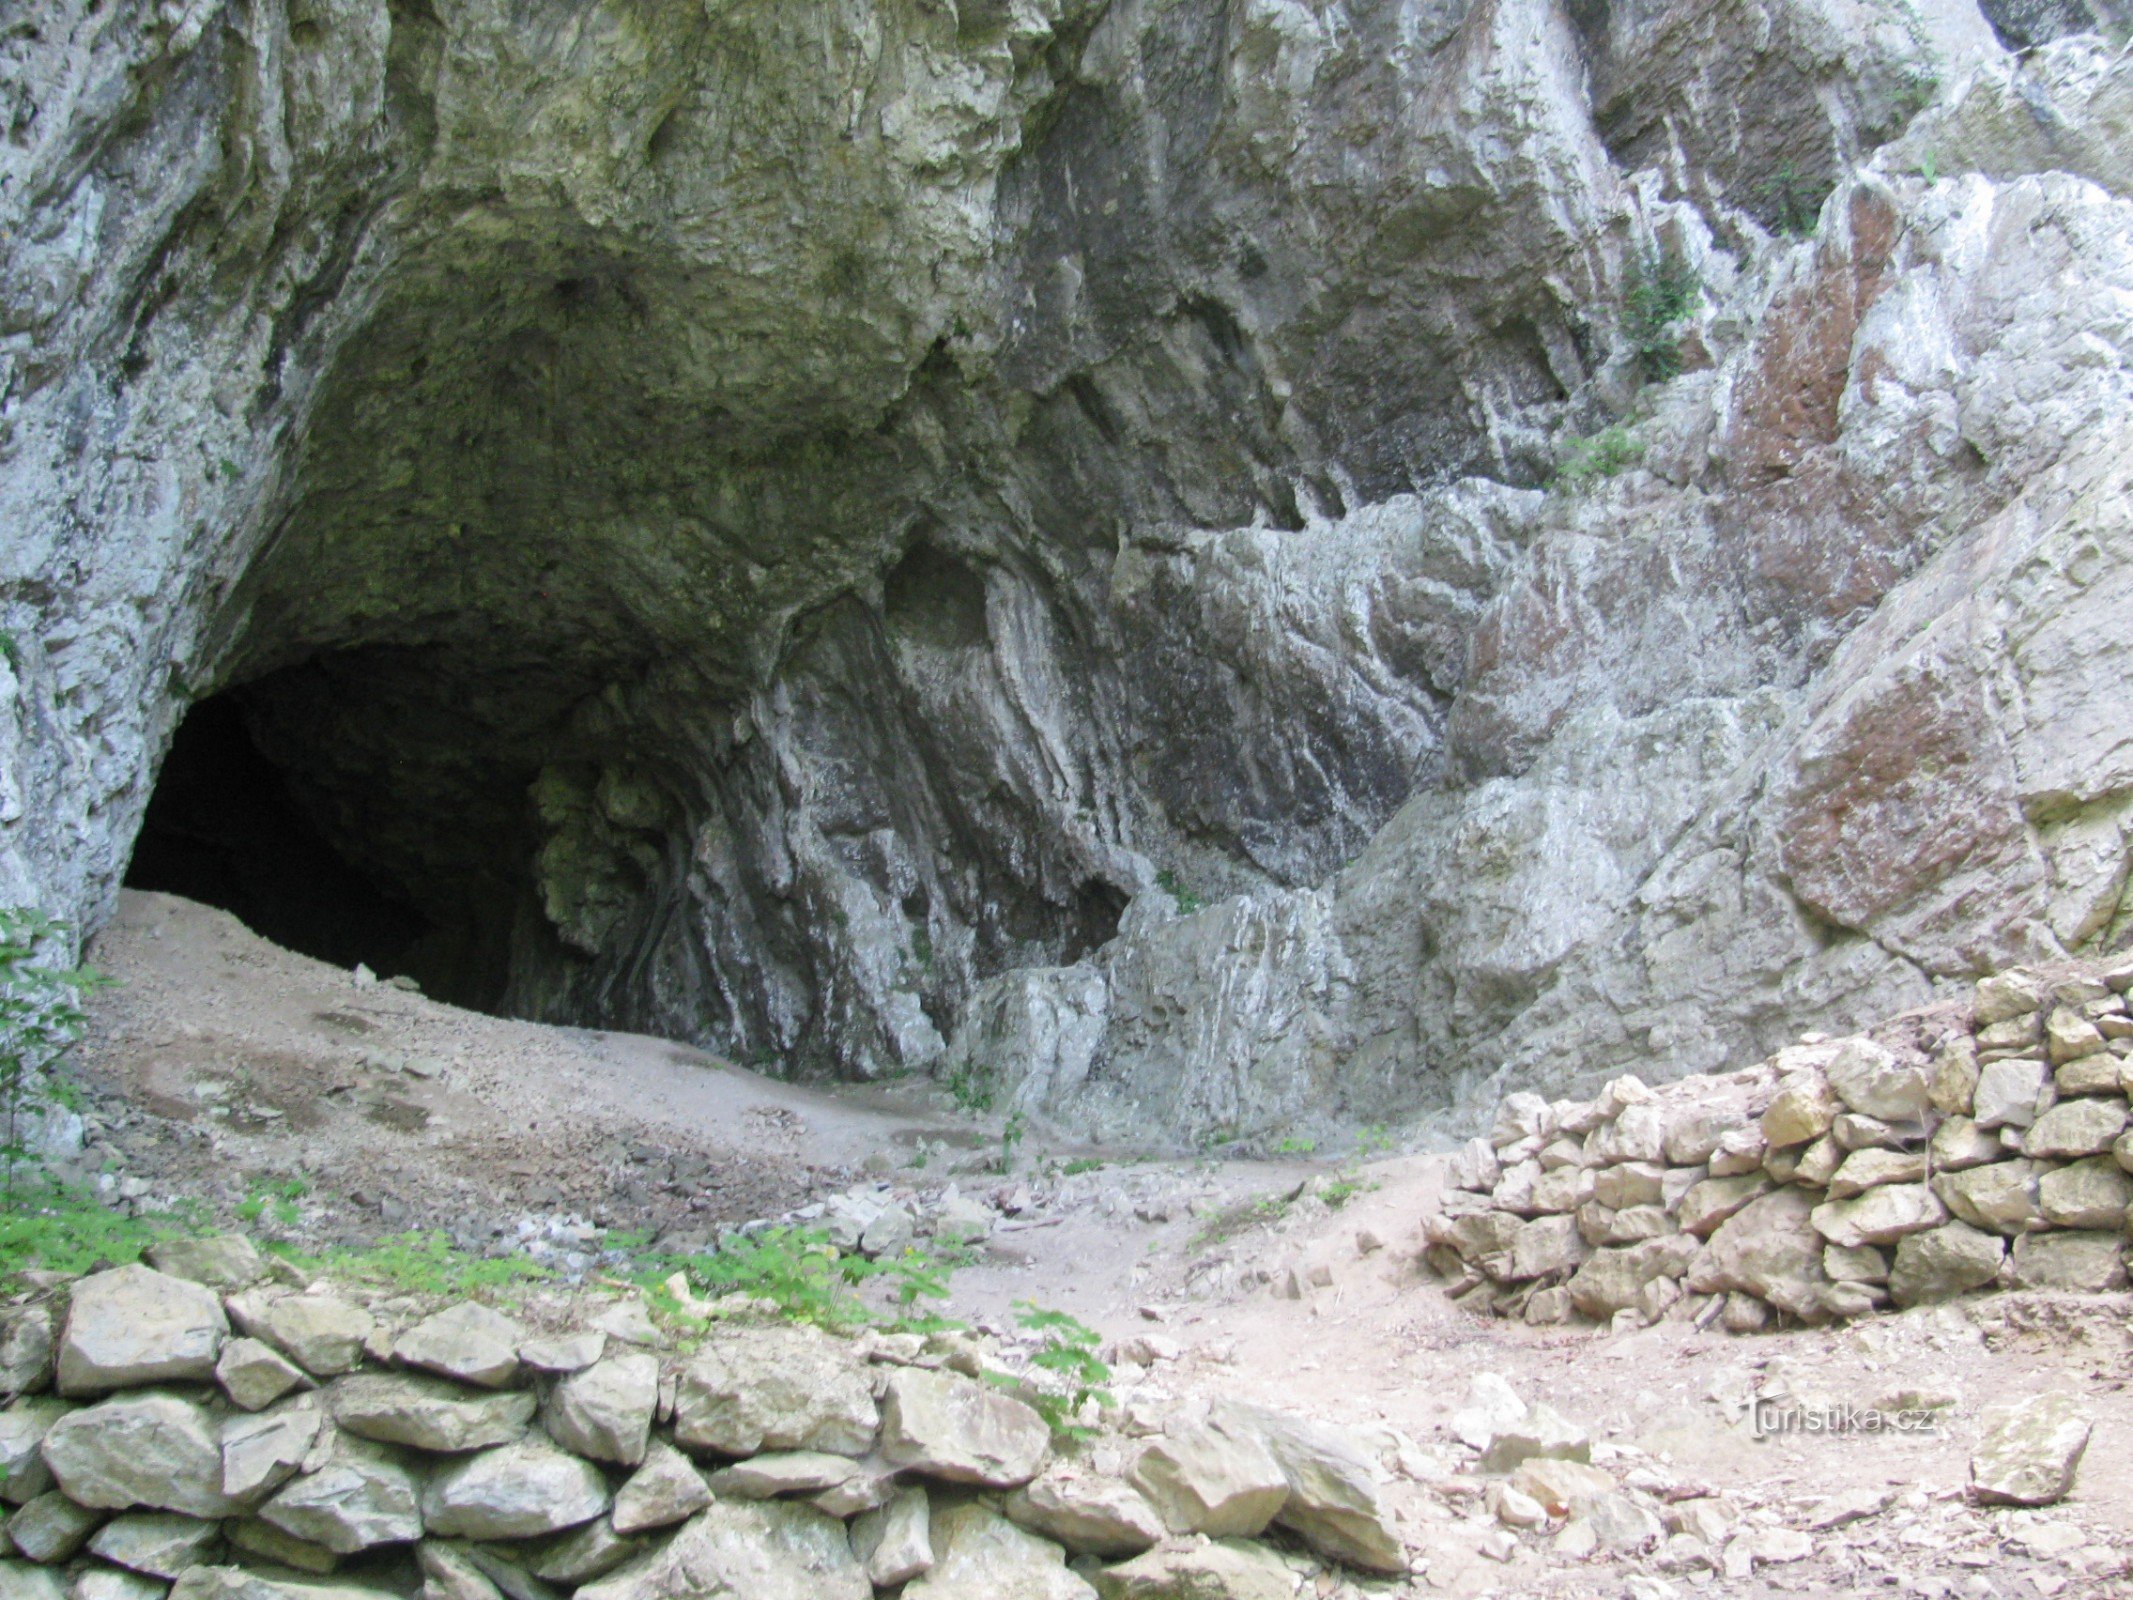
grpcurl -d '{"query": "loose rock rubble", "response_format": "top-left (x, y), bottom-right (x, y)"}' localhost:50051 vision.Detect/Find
top-left (0, 1255), bottom-right (1410, 1600)
top-left (1424, 959), bottom-right (2133, 1334)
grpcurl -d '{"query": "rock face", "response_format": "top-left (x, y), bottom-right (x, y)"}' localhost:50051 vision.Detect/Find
top-left (17, 0), bottom-right (2133, 1146)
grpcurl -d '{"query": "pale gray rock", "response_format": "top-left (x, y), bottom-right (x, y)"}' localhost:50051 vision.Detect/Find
top-left (516, 1335), bottom-right (604, 1377)
top-left (219, 1402), bottom-right (324, 1501)
top-left (417, 1541), bottom-right (503, 1600)
top-left (392, 1306), bottom-right (522, 1391)
top-left (87, 1514), bottom-right (219, 1578)
top-left (576, 1502), bottom-right (868, 1600)
top-left (1690, 1189), bottom-right (1837, 1322)
top-left (40, 1393), bottom-right (237, 1518)
top-left (1210, 1398), bottom-right (1401, 1573)
top-left (1936, 1160), bottom-right (2050, 1235)
top-left (1127, 1424), bottom-right (1288, 1539)
top-left (2009, 1231), bottom-right (2128, 1292)
top-left (72, 1570), bottom-right (166, 1600)
top-left (56, 1269), bottom-right (225, 1396)
top-left (1970, 1394), bottom-right (2091, 1506)
top-left (670, 1328), bottom-right (876, 1459)
top-left (0, 1402), bottom-right (67, 1506)
top-left (1825, 1040), bottom-right (1929, 1123)
top-left (1089, 1538), bottom-right (1296, 1600)
top-left (1004, 1469), bottom-right (1164, 1559)
top-left (1972, 1060), bottom-right (2050, 1132)
top-left (1889, 1222), bottom-right (2005, 1307)
top-left (168, 1568), bottom-right (399, 1600)
top-left (850, 1486), bottom-right (932, 1588)
top-left (144, 1238), bottom-right (265, 1294)
top-left (542, 1352), bottom-right (657, 1467)
top-left (329, 1375), bottom-right (532, 1455)
top-left (257, 1436), bottom-right (423, 1554)
top-left (1930, 1117), bottom-right (2002, 1171)
top-left (0, 1564), bottom-right (66, 1600)
top-left (1478, 1403), bottom-right (1591, 1474)
top-left (1810, 1184), bottom-right (1948, 1249)
top-left (2020, 1097), bottom-right (2128, 1158)
top-left (704, 1452), bottom-right (857, 1500)
top-left (608, 1442), bottom-right (708, 1536)
top-left (2037, 1156), bottom-right (2133, 1228)
top-left (0, 1310), bottom-right (54, 1400)
top-left (219, 1520), bottom-right (338, 1576)
top-left (878, 1369), bottom-right (1049, 1488)
top-left (8, 1491), bottom-right (102, 1563)
top-left (227, 1295), bottom-right (373, 1380)
top-left (524, 1519), bottom-right (643, 1585)
top-left (421, 1439), bottom-right (610, 1540)
top-left (216, 1340), bottom-right (312, 1414)
top-left (901, 1503), bottom-right (1091, 1600)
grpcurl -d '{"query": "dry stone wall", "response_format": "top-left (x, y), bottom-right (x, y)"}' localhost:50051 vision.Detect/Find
top-left (0, 1248), bottom-right (1407, 1600)
top-left (1423, 957), bottom-right (2133, 1331)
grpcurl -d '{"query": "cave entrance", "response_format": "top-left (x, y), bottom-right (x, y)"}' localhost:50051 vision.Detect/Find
top-left (125, 692), bottom-right (445, 989)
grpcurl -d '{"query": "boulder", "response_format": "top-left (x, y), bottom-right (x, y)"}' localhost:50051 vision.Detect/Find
top-left (1929, 1041), bottom-right (1981, 1117)
top-left (1935, 1161), bottom-right (2049, 1235)
top-left (1477, 1403), bottom-right (1589, 1474)
top-left (1929, 1117), bottom-right (2001, 1172)
top-left (1663, 1111), bottom-right (1729, 1167)
top-left (1692, 1189), bottom-right (1833, 1321)
top-left (1090, 1538), bottom-right (1297, 1600)
top-left (8, 1490), bottom-right (103, 1561)
top-left (1970, 1394), bottom-right (2090, 1506)
top-left (422, 1439), bottom-right (610, 1540)
top-left (1825, 1040), bottom-right (1928, 1123)
top-left (222, 1518), bottom-right (337, 1575)
top-left (879, 1369), bottom-right (1048, 1488)
top-left (901, 1503), bottom-right (1091, 1600)
top-left (0, 1400), bottom-right (68, 1504)
top-left (1127, 1424), bottom-right (1287, 1539)
top-left (1971, 1059), bottom-right (2049, 1131)
top-left (1825, 1148), bottom-right (1926, 1199)
top-left (1677, 1175), bottom-right (1772, 1237)
top-left (418, 1541), bottom-right (503, 1600)
top-left (2045, 1007), bottom-right (2107, 1063)
top-left (2053, 1053), bottom-right (2122, 1096)
top-left (1565, 1236), bottom-right (1698, 1318)
top-left (144, 1237), bottom-right (266, 1294)
top-left (1505, 1216), bottom-right (1584, 1281)
top-left (329, 1375), bottom-right (533, 1454)
top-left (216, 1339), bottom-right (312, 1413)
top-left (392, 1306), bottom-right (522, 1390)
top-left (543, 1352), bottom-right (657, 1467)
top-left (577, 1502), bottom-right (869, 1600)
top-left (1209, 1400), bottom-right (1401, 1573)
top-left (850, 1485), bottom-right (931, 1588)
top-left (87, 1512), bottom-right (220, 1577)
top-left (73, 1570), bottom-right (164, 1600)
top-left (41, 1392), bottom-right (236, 1517)
top-left (1888, 1224), bottom-right (2005, 1307)
top-left (517, 1335), bottom-right (605, 1376)
top-left (0, 1309), bottom-right (54, 1399)
top-left (0, 1563), bottom-right (66, 1600)
top-left (219, 1401), bottom-right (324, 1500)
top-left (1974, 973), bottom-right (2043, 1027)
top-left (1590, 1163), bottom-right (1664, 1210)
top-left (670, 1328), bottom-right (876, 1459)
top-left (2037, 1157), bottom-right (2133, 1229)
top-left (609, 1441), bottom-right (708, 1535)
top-left (1507, 1457), bottom-right (1615, 1516)
top-left (227, 1294), bottom-right (373, 1379)
top-left (57, 1269), bottom-right (226, 1396)
top-left (705, 1452), bottom-right (857, 1500)
top-left (2021, 1097), bottom-right (2128, 1158)
top-left (525, 1518), bottom-right (644, 1584)
top-left (1005, 1469), bottom-right (1165, 1559)
top-left (1761, 1074), bottom-right (1839, 1148)
top-left (1589, 1105), bottom-right (1665, 1165)
top-left (257, 1435), bottom-right (423, 1554)
top-left (1809, 1185), bottom-right (1947, 1249)
top-left (2009, 1231), bottom-right (2127, 1292)
top-left (1822, 1244), bottom-right (1888, 1284)
top-left (168, 1569), bottom-right (400, 1600)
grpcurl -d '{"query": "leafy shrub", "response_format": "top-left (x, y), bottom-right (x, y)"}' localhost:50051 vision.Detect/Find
top-left (990, 1302), bottom-right (1112, 1442)
top-left (1554, 425), bottom-right (1643, 485)
top-left (1624, 253), bottom-right (1702, 382)
top-left (942, 1057), bottom-right (997, 1114)
top-left (1155, 869), bottom-right (1204, 916)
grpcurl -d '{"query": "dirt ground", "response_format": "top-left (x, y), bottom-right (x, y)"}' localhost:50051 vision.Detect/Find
top-left (70, 890), bottom-right (2133, 1599)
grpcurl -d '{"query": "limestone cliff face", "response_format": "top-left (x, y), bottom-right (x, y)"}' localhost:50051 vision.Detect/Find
top-left (5, 0), bottom-right (2130, 1142)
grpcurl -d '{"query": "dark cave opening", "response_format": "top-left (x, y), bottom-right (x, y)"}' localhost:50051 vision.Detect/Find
top-left (125, 693), bottom-right (441, 982)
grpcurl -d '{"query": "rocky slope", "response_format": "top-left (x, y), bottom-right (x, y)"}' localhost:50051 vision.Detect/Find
top-left (9, 0), bottom-right (2133, 1141)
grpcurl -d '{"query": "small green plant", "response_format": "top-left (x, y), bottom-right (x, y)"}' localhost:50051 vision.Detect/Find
top-left (0, 909), bottom-right (106, 1205)
top-left (990, 1302), bottom-right (1112, 1443)
top-left (1916, 150), bottom-right (1940, 185)
top-left (0, 633), bottom-right (17, 671)
top-left (999, 1110), bottom-right (1027, 1174)
top-left (1271, 1135), bottom-right (1318, 1157)
top-left (278, 1231), bottom-right (553, 1298)
top-left (1623, 251), bottom-right (1702, 382)
top-left (1553, 425), bottom-right (1643, 485)
top-left (909, 926), bottom-right (934, 969)
top-left (942, 1057), bottom-right (997, 1114)
top-left (1756, 160), bottom-right (1825, 238)
top-left (1320, 1175), bottom-right (1372, 1209)
top-left (1059, 1157), bottom-right (1104, 1176)
top-left (629, 1225), bottom-right (958, 1333)
top-left (1155, 869), bottom-right (1204, 916)
top-left (1189, 1188), bottom-right (1296, 1250)
top-left (0, 1182), bottom-right (192, 1280)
